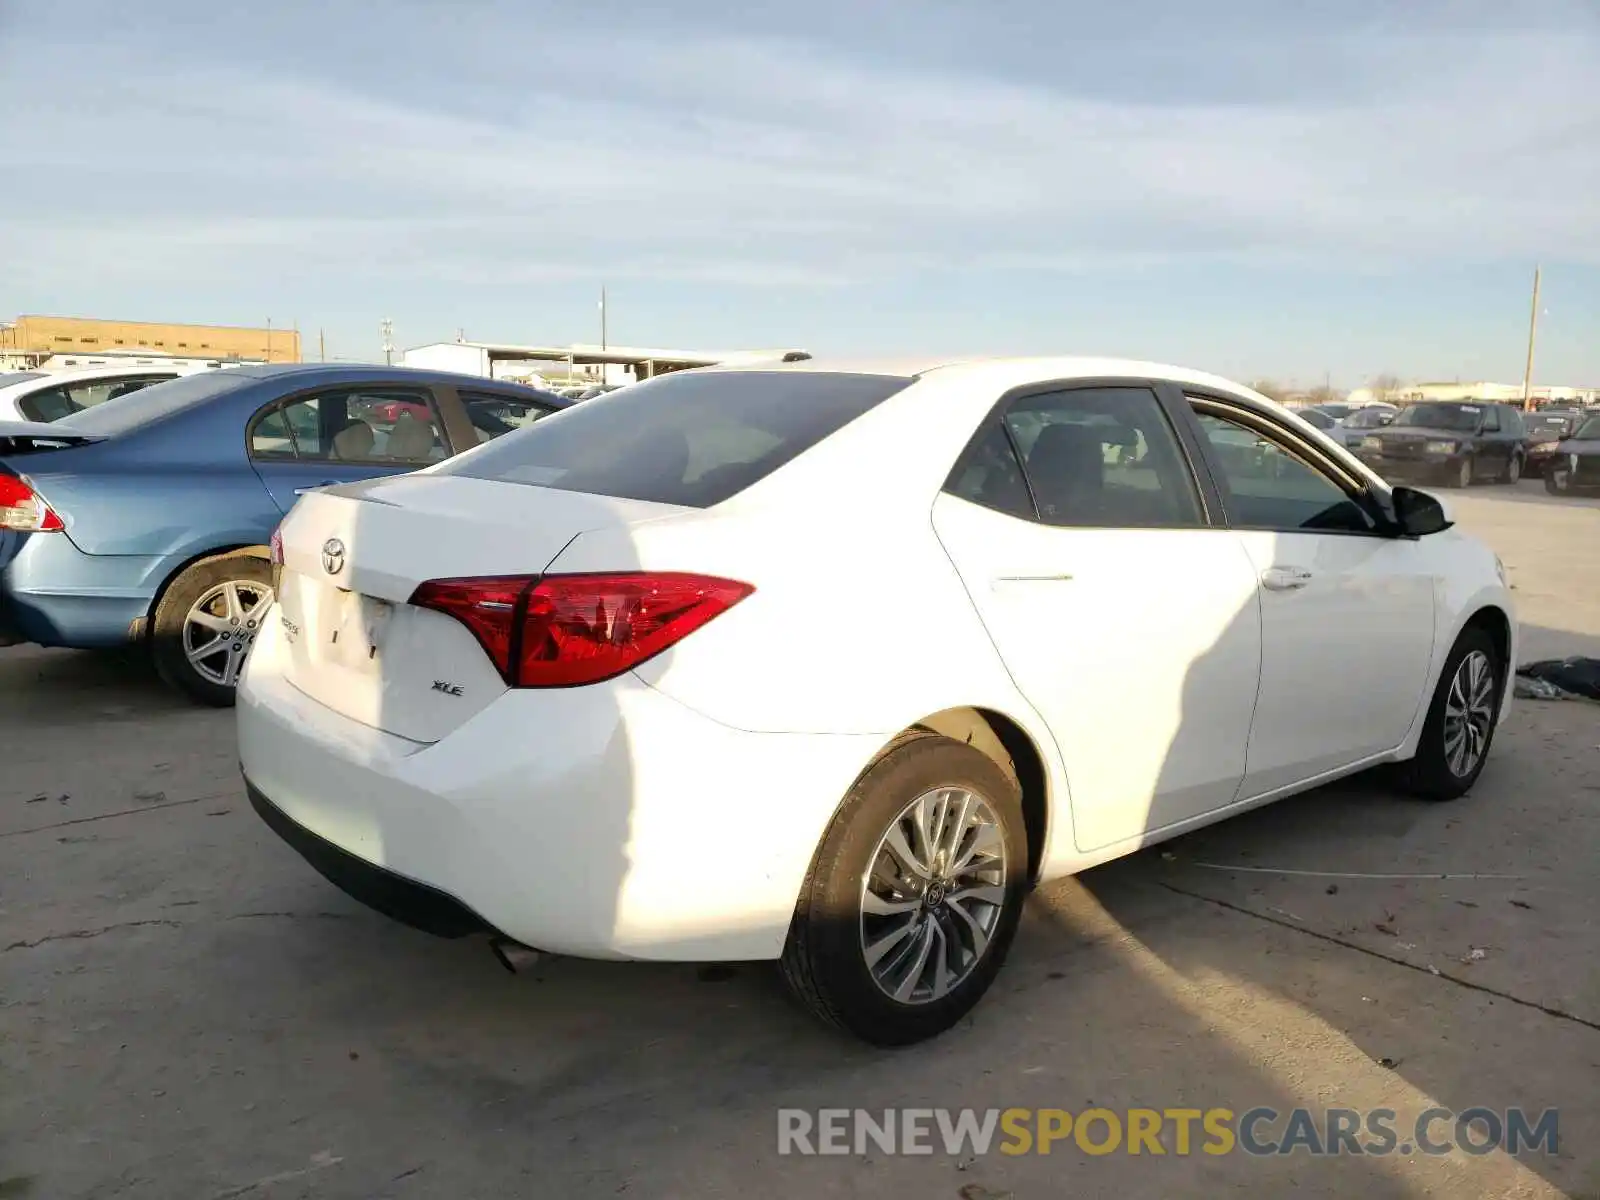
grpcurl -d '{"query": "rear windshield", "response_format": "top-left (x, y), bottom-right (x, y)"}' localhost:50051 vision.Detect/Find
top-left (435, 370), bottom-right (911, 507)
top-left (55, 370), bottom-right (256, 436)
top-left (0, 371), bottom-right (44, 389)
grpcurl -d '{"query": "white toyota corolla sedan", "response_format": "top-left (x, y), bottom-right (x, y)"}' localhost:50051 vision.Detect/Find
top-left (239, 357), bottom-right (1515, 1044)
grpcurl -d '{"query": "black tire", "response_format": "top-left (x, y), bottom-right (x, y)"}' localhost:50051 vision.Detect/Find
top-left (150, 555), bottom-right (275, 707)
top-left (1395, 625), bottom-right (1504, 801)
top-left (780, 732), bottom-right (1028, 1045)
top-left (1446, 456), bottom-right (1474, 488)
top-left (1545, 471), bottom-right (1566, 496)
top-left (1502, 453), bottom-right (1523, 485)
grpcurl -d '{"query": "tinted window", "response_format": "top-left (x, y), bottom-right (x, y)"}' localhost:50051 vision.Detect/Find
top-left (1002, 387), bottom-right (1202, 528)
top-left (1481, 407), bottom-right (1501, 432)
top-left (1195, 408), bottom-right (1375, 533)
top-left (18, 386), bottom-right (79, 423)
top-left (57, 371), bottom-right (255, 436)
top-left (1345, 407), bottom-right (1394, 429)
top-left (1392, 403), bottom-right (1482, 432)
top-left (1312, 404), bottom-right (1352, 420)
top-left (64, 374), bottom-right (177, 410)
top-left (1502, 407), bottom-right (1524, 437)
top-left (944, 420), bottom-right (1034, 520)
top-left (1298, 408), bottom-right (1337, 430)
top-left (437, 371), bottom-right (910, 507)
top-left (251, 389), bottom-right (446, 464)
top-left (1575, 417), bottom-right (1600, 440)
top-left (1530, 415), bottom-right (1575, 437)
top-left (459, 390), bottom-right (561, 444)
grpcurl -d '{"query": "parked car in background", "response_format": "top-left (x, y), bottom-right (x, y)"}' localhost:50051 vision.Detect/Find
top-left (1544, 413), bottom-right (1600, 496)
top-left (1525, 411), bottom-right (1583, 478)
top-left (0, 362), bottom-right (222, 423)
top-left (1293, 407), bottom-right (1339, 431)
top-left (0, 364), bottom-right (567, 704)
top-left (1328, 403), bottom-right (1398, 448)
top-left (1352, 401), bottom-right (1528, 488)
top-left (239, 356), bottom-right (1515, 1045)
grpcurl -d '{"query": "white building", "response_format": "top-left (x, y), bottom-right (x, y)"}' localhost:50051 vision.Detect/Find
top-left (401, 340), bottom-right (810, 385)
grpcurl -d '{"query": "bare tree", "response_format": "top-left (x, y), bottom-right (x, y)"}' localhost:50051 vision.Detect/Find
top-left (1305, 384), bottom-right (1343, 407)
top-left (1368, 373), bottom-right (1403, 404)
top-left (1250, 379), bottom-right (1291, 404)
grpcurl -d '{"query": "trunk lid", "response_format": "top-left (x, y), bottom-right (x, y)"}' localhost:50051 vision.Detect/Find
top-left (271, 473), bottom-right (687, 742)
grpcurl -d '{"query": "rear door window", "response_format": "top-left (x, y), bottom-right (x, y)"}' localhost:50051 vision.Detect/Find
top-left (250, 388), bottom-right (448, 465)
top-left (17, 386), bottom-right (79, 422)
top-left (64, 375), bottom-right (179, 409)
top-left (997, 387), bottom-right (1203, 528)
top-left (437, 371), bottom-right (911, 507)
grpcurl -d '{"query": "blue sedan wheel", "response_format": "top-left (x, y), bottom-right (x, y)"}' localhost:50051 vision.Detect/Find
top-left (151, 556), bottom-right (276, 706)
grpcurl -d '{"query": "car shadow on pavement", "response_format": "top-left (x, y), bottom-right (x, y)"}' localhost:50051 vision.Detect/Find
top-left (0, 643), bottom-right (187, 721)
top-left (1061, 611), bottom-right (1598, 1200)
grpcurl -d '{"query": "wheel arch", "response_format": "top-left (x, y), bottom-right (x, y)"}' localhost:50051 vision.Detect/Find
top-left (902, 706), bottom-right (1052, 884)
top-left (139, 543), bottom-right (271, 637)
top-left (1461, 603), bottom-right (1512, 676)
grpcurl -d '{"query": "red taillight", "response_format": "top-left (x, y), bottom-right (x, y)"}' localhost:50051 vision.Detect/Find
top-left (409, 572), bottom-right (754, 688)
top-left (268, 526), bottom-right (285, 566)
top-left (0, 475), bottom-right (64, 532)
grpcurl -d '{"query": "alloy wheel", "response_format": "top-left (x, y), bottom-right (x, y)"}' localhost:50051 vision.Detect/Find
top-left (859, 786), bottom-right (1008, 1005)
top-left (182, 579), bottom-right (275, 688)
top-left (1442, 649), bottom-right (1496, 778)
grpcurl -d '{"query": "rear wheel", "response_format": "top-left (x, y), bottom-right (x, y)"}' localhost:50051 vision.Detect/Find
top-left (1395, 625), bottom-right (1503, 801)
top-left (1503, 453), bottom-right (1523, 484)
top-left (151, 556), bottom-right (275, 707)
top-left (781, 732), bottom-right (1027, 1045)
top-left (1546, 469), bottom-right (1568, 495)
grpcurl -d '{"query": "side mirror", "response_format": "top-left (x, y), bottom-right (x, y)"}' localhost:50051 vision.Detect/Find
top-left (1392, 486), bottom-right (1452, 537)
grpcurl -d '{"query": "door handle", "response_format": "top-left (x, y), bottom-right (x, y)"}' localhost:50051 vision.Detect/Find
top-left (294, 480), bottom-right (341, 495)
top-left (991, 573), bottom-right (1074, 591)
top-left (1261, 566), bottom-right (1313, 592)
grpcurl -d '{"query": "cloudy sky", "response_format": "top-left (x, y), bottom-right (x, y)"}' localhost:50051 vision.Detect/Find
top-left (2, 0), bottom-right (1597, 385)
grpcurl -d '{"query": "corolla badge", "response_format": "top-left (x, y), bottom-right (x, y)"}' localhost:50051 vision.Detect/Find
top-left (321, 537), bottom-right (346, 576)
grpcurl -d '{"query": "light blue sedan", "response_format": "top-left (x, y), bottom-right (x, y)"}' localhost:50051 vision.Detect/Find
top-left (0, 364), bottom-right (565, 704)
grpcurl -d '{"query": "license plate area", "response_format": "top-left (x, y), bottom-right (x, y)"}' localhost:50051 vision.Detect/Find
top-left (280, 573), bottom-right (395, 676)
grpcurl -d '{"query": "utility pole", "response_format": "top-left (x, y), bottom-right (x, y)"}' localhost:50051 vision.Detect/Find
top-left (265, 317), bottom-right (273, 363)
top-left (318, 328), bottom-right (326, 362)
top-left (599, 286), bottom-right (608, 351)
top-left (381, 317), bottom-right (394, 366)
top-left (1521, 266), bottom-right (1541, 411)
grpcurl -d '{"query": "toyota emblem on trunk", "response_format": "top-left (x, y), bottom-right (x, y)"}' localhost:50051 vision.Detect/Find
top-left (321, 538), bottom-right (346, 576)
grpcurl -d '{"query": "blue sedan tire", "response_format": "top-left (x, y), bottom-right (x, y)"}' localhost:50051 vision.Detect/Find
top-left (150, 555), bottom-right (276, 707)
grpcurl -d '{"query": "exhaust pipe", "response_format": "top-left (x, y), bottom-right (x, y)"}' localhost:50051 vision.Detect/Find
top-left (489, 936), bottom-right (544, 974)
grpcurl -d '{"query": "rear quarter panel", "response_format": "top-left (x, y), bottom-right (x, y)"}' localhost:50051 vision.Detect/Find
top-left (16, 385), bottom-right (281, 561)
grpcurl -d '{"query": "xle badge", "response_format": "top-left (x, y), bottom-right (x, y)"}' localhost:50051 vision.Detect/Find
top-left (432, 680), bottom-right (464, 697)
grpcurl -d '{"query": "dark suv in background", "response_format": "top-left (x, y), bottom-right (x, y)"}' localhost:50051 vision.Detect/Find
top-left (1351, 401), bottom-right (1528, 488)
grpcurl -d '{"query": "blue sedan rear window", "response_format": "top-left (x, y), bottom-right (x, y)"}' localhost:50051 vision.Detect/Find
top-left (56, 372), bottom-right (255, 436)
